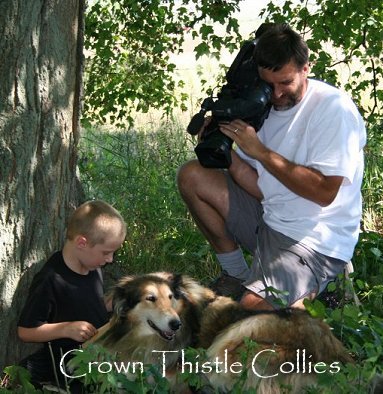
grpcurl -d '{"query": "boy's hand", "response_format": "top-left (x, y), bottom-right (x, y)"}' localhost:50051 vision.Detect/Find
top-left (65, 321), bottom-right (97, 342)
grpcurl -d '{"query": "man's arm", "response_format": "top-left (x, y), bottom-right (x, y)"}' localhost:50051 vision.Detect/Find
top-left (228, 151), bottom-right (264, 201)
top-left (18, 321), bottom-right (97, 343)
top-left (221, 120), bottom-right (343, 206)
top-left (255, 148), bottom-right (343, 206)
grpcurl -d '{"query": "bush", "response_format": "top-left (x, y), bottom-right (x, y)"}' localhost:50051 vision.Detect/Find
top-left (78, 122), bottom-right (220, 284)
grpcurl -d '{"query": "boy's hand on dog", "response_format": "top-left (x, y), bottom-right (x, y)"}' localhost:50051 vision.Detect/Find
top-left (65, 321), bottom-right (97, 342)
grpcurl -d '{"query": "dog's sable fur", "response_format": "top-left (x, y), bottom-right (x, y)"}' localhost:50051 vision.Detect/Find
top-left (86, 272), bottom-right (215, 369)
top-left (201, 297), bottom-right (352, 392)
top-left (86, 272), bottom-right (353, 393)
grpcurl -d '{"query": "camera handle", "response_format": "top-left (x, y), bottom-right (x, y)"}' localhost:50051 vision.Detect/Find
top-left (187, 97), bottom-right (215, 135)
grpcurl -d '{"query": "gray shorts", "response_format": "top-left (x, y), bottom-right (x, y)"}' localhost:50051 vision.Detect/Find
top-left (224, 173), bottom-right (346, 308)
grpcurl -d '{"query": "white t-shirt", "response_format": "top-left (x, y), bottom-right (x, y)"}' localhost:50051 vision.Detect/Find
top-left (236, 79), bottom-right (366, 261)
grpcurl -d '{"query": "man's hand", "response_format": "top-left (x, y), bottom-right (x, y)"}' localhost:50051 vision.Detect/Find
top-left (219, 119), bottom-right (266, 160)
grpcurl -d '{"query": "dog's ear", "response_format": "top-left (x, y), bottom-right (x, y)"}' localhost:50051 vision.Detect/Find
top-left (112, 286), bottom-right (129, 318)
top-left (172, 274), bottom-right (216, 305)
top-left (112, 276), bottom-right (140, 318)
top-left (170, 273), bottom-right (187, 300)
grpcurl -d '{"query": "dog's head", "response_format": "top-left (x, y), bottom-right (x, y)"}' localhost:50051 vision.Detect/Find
top-left (110, 273), bottom-right (187, 342)
top-left (100, 272), bottom-right (215, 347)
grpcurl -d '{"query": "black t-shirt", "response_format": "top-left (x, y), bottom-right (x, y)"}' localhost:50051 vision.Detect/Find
top-left (19, 250), bottom-right (109, 366)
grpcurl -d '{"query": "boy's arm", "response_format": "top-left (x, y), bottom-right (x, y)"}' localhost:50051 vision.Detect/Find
top-left (18, 320), bottom-right (97, 343)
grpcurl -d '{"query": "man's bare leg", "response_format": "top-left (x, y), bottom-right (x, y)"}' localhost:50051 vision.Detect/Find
top-left (240, 291), bottom-right (274, 311)
top-left (240, 290), bottom-right (317, 311)
top-left (290, 292), bottom-right (316, 309)
top-left (177, 160), bottom-right (236, 253)
top-left (177, 160), bottom-right (250, 287)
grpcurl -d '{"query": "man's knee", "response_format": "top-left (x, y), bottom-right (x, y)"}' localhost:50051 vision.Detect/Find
top-left (177, 159), bottom-right (201, 193)
top-left (177, 160), bottom-right (227, 199)
top-left (240, 291), bottom-right (275, 311)
top-left (290, 292), bottom-right (316, 309)
top-left (240, 290), bottom-right (317, 311)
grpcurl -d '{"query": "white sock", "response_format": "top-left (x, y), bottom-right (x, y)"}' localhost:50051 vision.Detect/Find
top-left (216, 249), bottom-right (250, 281)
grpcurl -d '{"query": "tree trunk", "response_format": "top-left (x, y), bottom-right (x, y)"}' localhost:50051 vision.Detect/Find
top-left (0, 0), bottom-right (84, 370)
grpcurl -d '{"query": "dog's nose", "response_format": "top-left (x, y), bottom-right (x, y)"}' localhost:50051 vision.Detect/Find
top-left (169, 319), bottom-right (181, 331)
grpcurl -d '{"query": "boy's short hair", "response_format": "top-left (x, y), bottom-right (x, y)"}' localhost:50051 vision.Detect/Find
top-left (254, 23), bottom-right (309, 71)
top-left (66, 200), bottom-right (126, 245)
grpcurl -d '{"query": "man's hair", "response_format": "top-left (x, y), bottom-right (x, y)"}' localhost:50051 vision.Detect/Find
top-left (66, 200), bottom-right (127, 245)
top-left (254, 23), bottom-right (309, 71)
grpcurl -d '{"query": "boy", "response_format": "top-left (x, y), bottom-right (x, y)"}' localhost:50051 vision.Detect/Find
top-left (17, 200), bottom-right (127, 390)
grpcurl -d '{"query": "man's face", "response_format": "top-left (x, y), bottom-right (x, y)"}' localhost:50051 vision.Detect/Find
top-left (258, 61), bottom-right (309, 111)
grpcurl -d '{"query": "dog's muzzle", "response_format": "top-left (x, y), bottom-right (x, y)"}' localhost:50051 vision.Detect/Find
top-left (148, 318), bottom-right (182, 341)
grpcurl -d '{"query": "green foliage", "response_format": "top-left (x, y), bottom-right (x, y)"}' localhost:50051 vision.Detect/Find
top-left (301, 297), bottom-right (383, 393)
top-left (361, 122), bottom-right (383, 235)
top-left (67, 344), bottom-right (170, 393)
top-left (174, 347), bottom-right (209, 391)
top-left (84, 0), bottom-right (242, 128)
top-left (84, 0), bottom-right (383, 131)
top-left (78, 122), bottom-right (220, 282)
top-left (3, 121), bottom-right (383, 389)
top-left (3, 1), bottom-right (383, 393)
top-left (354, 231), bottom-right (383, 282)
top-left (0, 366), bottom-right (42, 393)
top-left (74, 118), bottom-right (383, 391)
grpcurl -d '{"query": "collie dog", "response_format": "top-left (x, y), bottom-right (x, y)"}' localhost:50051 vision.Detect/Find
top-left (86, 272), bottom-right (215, 371)
top-left (86, 272), bottom-right (352, 393)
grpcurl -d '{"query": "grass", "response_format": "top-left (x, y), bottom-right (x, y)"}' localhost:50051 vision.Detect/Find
top-left (75, 116), bottom-right (383, 392)
top-left (78, 119), bottom-right (221, 286)
top-left (78, 118), bottom-right (383, 290)
top-left (3, 116), bottom-right (382, 393)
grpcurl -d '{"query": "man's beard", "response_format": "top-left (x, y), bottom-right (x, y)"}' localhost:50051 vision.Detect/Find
top-left (273, 81), bottom-right (306, 111)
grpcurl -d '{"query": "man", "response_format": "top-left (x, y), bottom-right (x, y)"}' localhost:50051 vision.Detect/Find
top-left (177, 24), bottom-right (366, 310)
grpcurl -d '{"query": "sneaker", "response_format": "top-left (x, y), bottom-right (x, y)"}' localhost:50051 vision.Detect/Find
top-left (209, 270), bottom-right (245, 300)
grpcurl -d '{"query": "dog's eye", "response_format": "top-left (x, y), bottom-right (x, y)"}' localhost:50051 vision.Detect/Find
top-left (146, 295), bottom-right (156, 302)
top-left (169, 294), bottom-right (173, 300)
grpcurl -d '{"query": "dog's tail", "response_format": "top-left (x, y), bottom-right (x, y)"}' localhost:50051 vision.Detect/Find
top-left (205, 309), bottom-right (353, 393)
top-left (207, 309), bottom-right (352, 365)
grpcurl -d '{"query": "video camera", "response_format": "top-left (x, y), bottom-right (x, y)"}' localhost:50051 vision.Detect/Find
top-left (187, 24), bottom-right (273, 168)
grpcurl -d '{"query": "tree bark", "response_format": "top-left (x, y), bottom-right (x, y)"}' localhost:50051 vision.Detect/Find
top-left (0, 0), bottom-right (84, 369)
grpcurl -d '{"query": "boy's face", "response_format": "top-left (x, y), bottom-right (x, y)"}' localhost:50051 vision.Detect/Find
top-left (76, 232), bottom-right (126, 272)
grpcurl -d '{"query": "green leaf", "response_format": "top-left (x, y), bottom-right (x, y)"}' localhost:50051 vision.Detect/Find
top-left (303, 298), bottom-right (326, 318)
top-left (194, 42), bottom-right (210, 59)
top-left (370, 247), bottom-right (382, 258)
